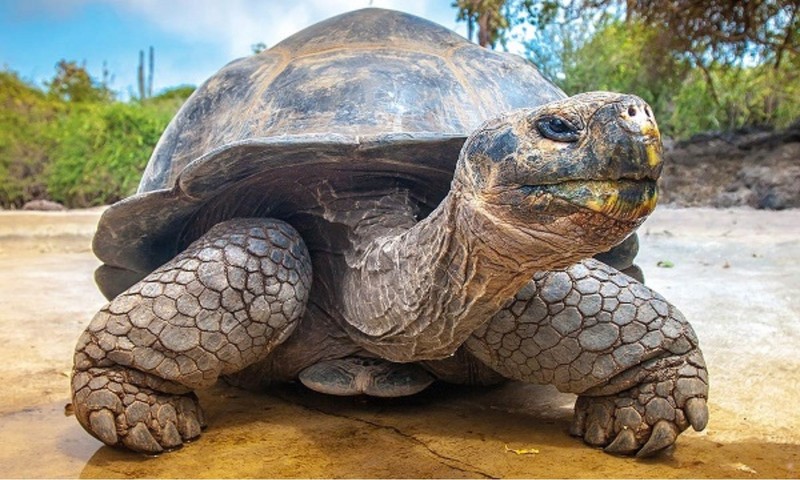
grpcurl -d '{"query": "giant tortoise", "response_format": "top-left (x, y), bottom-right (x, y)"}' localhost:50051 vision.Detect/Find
top-left (72, 8), bottom-right (708, 457)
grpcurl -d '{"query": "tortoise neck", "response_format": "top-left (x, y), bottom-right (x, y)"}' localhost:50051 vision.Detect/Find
top-left (341, 187), bottom-right (567, 362)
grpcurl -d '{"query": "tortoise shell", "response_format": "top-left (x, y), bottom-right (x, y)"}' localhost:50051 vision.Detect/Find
top-left (92, 8), bottom-right (565, 298)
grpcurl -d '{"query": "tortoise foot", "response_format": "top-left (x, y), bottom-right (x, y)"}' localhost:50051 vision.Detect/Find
top-left (72, 367), bottom-right (206, 454)
top-left (569, 353), bottom-right (709, 457)
top-left (299, 356), bottom-right (434, 397)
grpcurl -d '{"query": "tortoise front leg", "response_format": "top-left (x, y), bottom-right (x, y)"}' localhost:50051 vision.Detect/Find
top-left (71, 218), bottom-right (311, 453)
top-left (465, 258), bottom-right (709, 457)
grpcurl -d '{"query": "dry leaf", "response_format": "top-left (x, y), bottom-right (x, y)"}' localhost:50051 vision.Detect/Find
top-left (733, 463), bottom-right (757, 475)
top-left (504, 444), bottom-right (539, 455)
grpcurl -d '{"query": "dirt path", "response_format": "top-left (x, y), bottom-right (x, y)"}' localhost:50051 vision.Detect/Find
top-left (0, 207), bottom-right (797, 478)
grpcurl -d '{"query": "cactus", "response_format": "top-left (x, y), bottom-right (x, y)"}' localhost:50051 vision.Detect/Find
top-left (137, 47), bottom-right (155, 100)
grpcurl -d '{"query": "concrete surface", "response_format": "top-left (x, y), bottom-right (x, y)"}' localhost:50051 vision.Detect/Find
top-left (0, 207), bottom-right (798, 478)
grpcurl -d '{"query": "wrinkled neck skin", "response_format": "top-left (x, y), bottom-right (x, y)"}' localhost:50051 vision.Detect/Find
top-left (340, 183), bottom-right (636, 363)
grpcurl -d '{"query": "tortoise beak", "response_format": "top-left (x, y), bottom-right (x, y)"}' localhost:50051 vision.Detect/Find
top-left (616, 97), bottom-right (662, 170)
top-left (558, 96), bottom-right (663, 221)
top-left (580, 180), bottom-right (659, 221)
top-left (527, 179), bottom-right (658, 222)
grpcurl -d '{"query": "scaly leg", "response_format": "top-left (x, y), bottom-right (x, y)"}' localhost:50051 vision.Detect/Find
top-left (71, 218), bottom-right (312, 453)
top-left (465, 258), bottom-right (708, 457)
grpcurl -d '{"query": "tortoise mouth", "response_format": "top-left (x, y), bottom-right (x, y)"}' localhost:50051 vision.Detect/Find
top-left (521, 179), bottom-right (658, 221)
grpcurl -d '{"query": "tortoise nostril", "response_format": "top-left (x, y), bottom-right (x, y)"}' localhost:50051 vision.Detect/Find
top-left (616, 99), bottom-right (659, 140)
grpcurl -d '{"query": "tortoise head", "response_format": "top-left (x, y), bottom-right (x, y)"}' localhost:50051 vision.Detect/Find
top-left (455, 91), bottom-right (663, 260)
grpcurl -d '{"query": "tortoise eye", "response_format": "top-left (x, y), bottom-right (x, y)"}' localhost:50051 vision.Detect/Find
top-left (536, 116), bottom-right (581, 142)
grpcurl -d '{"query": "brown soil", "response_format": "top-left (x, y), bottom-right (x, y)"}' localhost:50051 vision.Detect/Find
top-left (0, 208), bottom-right (798, 478)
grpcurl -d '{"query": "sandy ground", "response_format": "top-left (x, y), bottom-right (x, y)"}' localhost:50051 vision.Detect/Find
top-left (0, 207), bottom-right (798, 478)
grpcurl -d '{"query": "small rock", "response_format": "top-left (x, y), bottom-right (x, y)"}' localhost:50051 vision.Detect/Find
top-left (712, 189), bottom-right (754, 208)
top-left (22, 199), bottom-right (67, 211)
top-left (739, 164), bottom-right (800, 210)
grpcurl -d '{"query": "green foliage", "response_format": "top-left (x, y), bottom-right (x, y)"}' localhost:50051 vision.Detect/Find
top-left (152, 85), bottom-right (196, 102)
top-left (251, 42), bottom-right (267, 54)
top-left (0, 64), bottom-right (192, 209)
top-left (551, 20), bottom-right (800, 138)
top-left (666, 60), bottom-right (800, 137)
top-left (45, 101), bottom-right (174, 207)
top-left (493, 0), bottom-right (798, 69)
top-left (558, 21), bottom-right (688, 123)
top-left (459, 0), bottom-right (799, 138)
top-left (0, 71), bottom-right (61, 207)
top-left (47, 60), bottom-right (113, 103)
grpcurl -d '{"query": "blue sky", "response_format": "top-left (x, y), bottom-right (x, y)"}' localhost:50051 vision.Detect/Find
top-left (0, 0), bottom-right (467, 98)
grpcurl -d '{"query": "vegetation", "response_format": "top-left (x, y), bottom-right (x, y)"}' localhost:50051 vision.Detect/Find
top-left (45, 99), bottom-right (178, 206)
top-left (0, 65), bottom-right (192, 208)
top-left (455, 0), bottom-right (800, 136)
top-left (0, 71), bottom-right (61, 206)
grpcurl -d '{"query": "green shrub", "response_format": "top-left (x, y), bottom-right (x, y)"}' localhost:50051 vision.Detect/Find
top-left (45, 101), bottom-right (174, 207)
top-left (558, 20), bottom-right (688, 127)
top-left (152, 85), bottom-right (196, 102)
top-left (666, 61), bottom-right (800, 137)
top-left (554, 20), bottom-right (800, 139)
top-left (1, 64), bottom-right (194, 209)
top-left (0, 71), bottom-right (62, 207)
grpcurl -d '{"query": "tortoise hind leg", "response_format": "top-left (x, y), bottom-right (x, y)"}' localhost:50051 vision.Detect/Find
top-left (464, 258), bottom-right (708, 457)
top-left (71, 218), bottom-right (312, 453)
top-left (297, 343), bottom-right (505, 398)
top-left (299, 356), bottom-right (434, 397)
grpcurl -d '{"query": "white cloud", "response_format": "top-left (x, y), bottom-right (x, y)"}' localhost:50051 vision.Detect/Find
top-left (110, 0), bottom-right (466, 59)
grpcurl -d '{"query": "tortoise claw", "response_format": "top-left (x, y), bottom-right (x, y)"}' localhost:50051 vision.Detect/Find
top-left (685, 397), bottom-right (709, 431)
top-left (123, 423), bottom-right (164, 454)
top-left (584, 403), bottom-right (613, 446)
top-left (160, 422), bottom-right (183, 449)
top-left (88, 409), bottom-right (118, 445)
top-left (604, 428), bottom-right (638, 455)
top-left (585, 418), bottom-right (610, 446)
top-left (176, 397), bottom-right (204, 440)
top-left (636, 420), bottom-right (677, 458)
